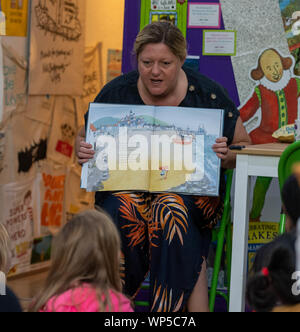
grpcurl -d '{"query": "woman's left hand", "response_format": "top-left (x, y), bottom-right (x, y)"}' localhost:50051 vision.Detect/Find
top-left (212, 137), bottom-right (229, 160)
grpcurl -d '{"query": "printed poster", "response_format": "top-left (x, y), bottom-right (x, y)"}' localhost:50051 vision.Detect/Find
top-left (38, 162), bottom-right (67, 236)
top-left (0, 0), bottom-right (29, 36)
top-left (140, 0), bottom-right (188, 38)
top-left (28, 0), bottom-right (85, 95)
top-left (1, 177), bottom-right (37, 276)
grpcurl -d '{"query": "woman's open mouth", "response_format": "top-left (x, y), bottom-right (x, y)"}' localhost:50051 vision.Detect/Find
top-left (150, 79), bottom-right (163, 85)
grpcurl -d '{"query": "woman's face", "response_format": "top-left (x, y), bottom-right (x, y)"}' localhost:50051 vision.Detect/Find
top-left (138, 42), bottom-right (184, 98)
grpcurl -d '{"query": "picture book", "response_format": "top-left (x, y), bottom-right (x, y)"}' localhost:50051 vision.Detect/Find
top-left (81, 103), bottom-right (224, 196)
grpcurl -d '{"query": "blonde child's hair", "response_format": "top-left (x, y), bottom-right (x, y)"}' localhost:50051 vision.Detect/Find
top-left (0, 223), bottom-right (10, 273)
top-left (31, 209), bottom-right (123, 312)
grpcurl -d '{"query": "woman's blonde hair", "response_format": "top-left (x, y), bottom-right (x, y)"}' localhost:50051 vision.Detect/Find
top-left (30, 209), bottom-right (122, 312)
top-left (133, 21), bottom-right (187, 62)
top-left (0, 223), bottom-right (10, 273)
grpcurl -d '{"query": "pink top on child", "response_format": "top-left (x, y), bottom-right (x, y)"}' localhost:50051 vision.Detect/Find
top-left (40, 284), bottom-right (133, 312)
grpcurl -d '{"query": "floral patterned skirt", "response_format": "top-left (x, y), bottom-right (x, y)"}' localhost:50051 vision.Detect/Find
top-left (98, 192), bottom-right (223, 312)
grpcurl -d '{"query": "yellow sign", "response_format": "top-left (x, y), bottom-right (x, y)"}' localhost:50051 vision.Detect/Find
top-left (248, 222), bottom-right (279, 244)
top-left (248, 222), bottom-right (279, 273)
top-left (1, 0), bottom-right (28, 36)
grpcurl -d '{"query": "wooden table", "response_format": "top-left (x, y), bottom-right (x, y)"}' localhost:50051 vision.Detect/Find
top-left (229, 143), bottom-right (288, 312)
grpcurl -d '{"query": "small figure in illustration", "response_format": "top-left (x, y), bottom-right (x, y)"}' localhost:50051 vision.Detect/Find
top-left (159, 166), bottom-right (169, 180)
top-left (87, 147), bottom-right (110, 192)
top-left (239, 48), bottom-right (300, 221)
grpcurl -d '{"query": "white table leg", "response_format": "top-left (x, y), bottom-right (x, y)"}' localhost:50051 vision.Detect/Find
top-left (229, 155), bottom-right (251, 312)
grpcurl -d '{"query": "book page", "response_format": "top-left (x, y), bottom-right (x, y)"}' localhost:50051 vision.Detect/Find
top-left (149, 106), bottom-right (223, 196)
top-left (82, 103), bottom-right (154, 192)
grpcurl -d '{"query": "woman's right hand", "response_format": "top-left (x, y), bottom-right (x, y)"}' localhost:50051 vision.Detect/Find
top-left (75, 126), bottom-right (95, 165)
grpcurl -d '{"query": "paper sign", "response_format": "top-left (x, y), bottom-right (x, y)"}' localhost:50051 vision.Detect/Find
top-left (203, 30), bottom-right (236, 56)
top-left (151, 0), bottom-right (177, 10)
top-left (0, 0), bottom-right (28, 36)
top-left (188, 3), bottom-right (221, 28)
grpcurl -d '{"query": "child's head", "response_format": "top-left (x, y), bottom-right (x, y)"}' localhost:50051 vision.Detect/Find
top-left (282, 172), bottom-right (300, 231)
top-left (246, 232), bottom-right (300, 312)
top-left (32, 209), bottom-right (122, 311)
top-left (0, 223), bottom-right (11, 274)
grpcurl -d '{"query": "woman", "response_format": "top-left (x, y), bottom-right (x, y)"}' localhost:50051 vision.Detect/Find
top-left (76, 22), bottom-right (251, 312)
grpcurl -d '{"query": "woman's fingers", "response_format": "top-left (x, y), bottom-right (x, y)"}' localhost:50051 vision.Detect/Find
top-left (77, 141), bottom-right (95, 165)
top-left (212, 137), bottom-right (228, 160)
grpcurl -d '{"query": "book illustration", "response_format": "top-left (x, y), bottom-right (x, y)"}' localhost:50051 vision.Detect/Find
top-left (82, 104), bottom-right (223, 196)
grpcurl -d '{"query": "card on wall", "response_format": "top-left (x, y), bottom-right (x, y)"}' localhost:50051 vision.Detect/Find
top-left (28, 0), bottom-right (85, 95)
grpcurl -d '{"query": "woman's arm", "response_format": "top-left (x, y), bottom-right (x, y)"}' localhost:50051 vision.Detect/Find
top-left (75, 126), bottom-right (95, 165)
top-left (212, 117), bottom-right (252, 169)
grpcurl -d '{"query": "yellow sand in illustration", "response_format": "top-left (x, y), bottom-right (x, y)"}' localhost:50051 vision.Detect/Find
top-left (149, 169), bottom-right (194, 192)
top-left (102, 170), bottom-right (150, 191)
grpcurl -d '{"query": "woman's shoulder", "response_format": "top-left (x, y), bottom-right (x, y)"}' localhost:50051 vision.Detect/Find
top-left (94, 71), bottom-right (140, 104)
top-left (183, 66), bottom-right (230, 97)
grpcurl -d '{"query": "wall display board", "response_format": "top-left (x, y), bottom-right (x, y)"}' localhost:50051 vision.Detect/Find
top-left (140, 0), bottom-right (188, 37)
top-left (220, 0), bottom-right (294, 223)
top-left (28, 0), bottom-right (85, 95)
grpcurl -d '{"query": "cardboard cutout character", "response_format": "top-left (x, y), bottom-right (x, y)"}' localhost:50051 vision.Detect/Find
top-left (239, 48), bottom-right (300, 221)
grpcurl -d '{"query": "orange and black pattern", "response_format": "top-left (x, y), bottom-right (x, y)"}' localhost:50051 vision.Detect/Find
top-left (99, 192), bottom-right (222, 312)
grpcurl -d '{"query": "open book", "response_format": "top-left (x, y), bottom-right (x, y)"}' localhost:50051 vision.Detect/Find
top-left (81, 103), bottom-right (224, 196)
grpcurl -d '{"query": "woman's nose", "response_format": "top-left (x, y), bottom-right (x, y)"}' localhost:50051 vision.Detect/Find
top-left (151, 62), bottom-right (161, 75)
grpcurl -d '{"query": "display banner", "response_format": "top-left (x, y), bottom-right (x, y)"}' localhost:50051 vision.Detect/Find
top-left (28, 0), bottom-right (85, 95)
